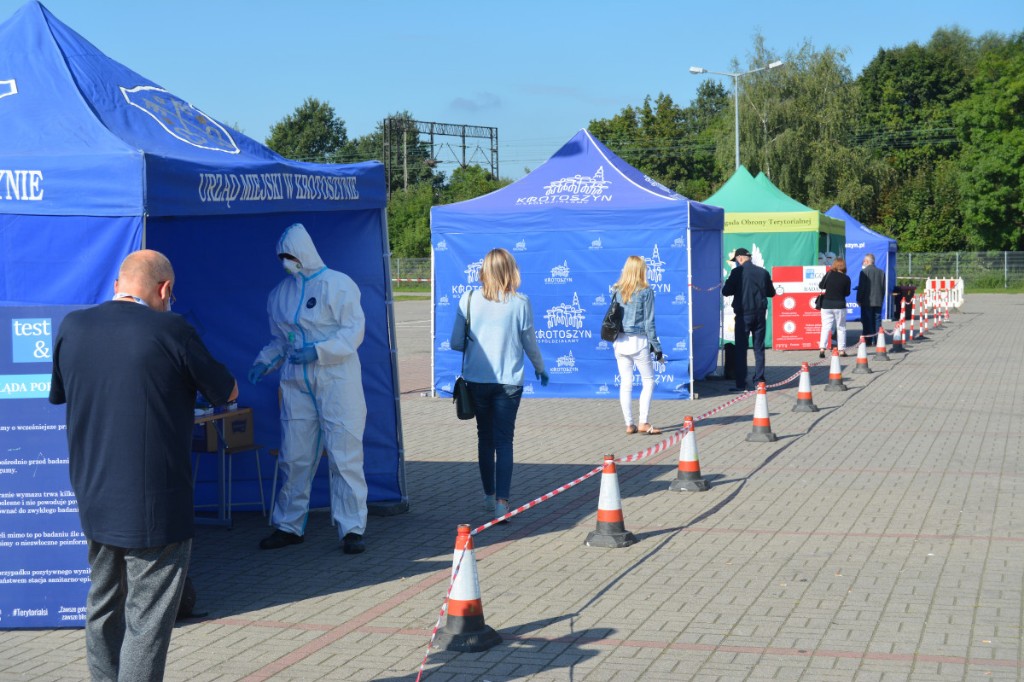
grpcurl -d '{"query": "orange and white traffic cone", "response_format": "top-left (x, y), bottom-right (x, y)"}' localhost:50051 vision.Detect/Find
top-left (746, 382), bottom-right (777, 442)
top-left (825, 347), bottom-right (847, 391)
top-left (875, 327), bottom-right (890, 361)
top-left (435, 524), bottom-right (502, 652)
top-left (891, 321), bottom-right (906, 353)
top-left (792, 362), bottom-right (819, 413)
top-left (669, 417), bottom-right (709, 492)
top-left (585, 456), bottom-right (636, 548)
top-left (853, 336), bottom-right (872, 374)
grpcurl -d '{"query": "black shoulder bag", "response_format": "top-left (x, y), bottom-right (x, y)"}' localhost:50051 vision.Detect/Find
top-left (453, 290), bottom-right (476, 420)
top-left (600, 291), bottom-right (624, 342)
top-left (814, 270), bottom-right (832, 310)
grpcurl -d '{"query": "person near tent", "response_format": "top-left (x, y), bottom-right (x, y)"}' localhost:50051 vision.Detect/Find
top-left (49, 250), bottom-right (238, 681)
top-left (857, 253), bottom-right (885, 342)
top-left (450, 248), bottom-right (548, 521)
top-left (609, 255), bottom-right (664, 435)
top-left (818, 257), bottom-right (852, 357)
top-left (722, 247), bottom-right (775, 392)
top-left (249, 223), bottom-right (369, 555)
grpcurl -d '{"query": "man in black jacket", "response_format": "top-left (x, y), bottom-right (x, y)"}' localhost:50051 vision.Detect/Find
top-left (722, 248), bottom-right (776, 392)
top-left (50, 250), bottom-right (238, 681)
top-left (857, 253), bottom-right (886, 342)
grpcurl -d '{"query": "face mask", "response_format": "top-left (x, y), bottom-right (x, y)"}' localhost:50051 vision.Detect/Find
top-left (282, 259), bottom-right (302, 276)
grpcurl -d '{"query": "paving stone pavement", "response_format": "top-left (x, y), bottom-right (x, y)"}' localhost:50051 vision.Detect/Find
top-left (1, 295), bottom-right (1021, 681)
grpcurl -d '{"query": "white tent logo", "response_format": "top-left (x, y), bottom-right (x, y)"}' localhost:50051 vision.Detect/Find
top-left (0, 79), bottom-right (17, 100)
top-left (550, 350), bottom-right (578, 375)
top-left (645, 244), bottom-right (666, 283)
top-left (435, 239), bottom-right (447, 252)
top-left (465, 259), bottom-right (483, 283)
top-left (544, 293), bottom-right (585, 330)
top-left (515, 167), bottom-right (612, 206)
top-left (543, 167), bottom-right (610, 197)
top-left (121, 85), bottom-right (239, 154)
top-left (513, 239), bottom-right (527, 252)
top-left (545, 260), bottom-right (572, 285)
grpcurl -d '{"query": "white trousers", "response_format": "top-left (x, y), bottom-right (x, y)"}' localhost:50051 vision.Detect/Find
top-left (819, 308), bottom-right (847, 351)
top-left (273, 419), bottom-right (368, 538)
top-left (614, 335), bottom-right (655, 426)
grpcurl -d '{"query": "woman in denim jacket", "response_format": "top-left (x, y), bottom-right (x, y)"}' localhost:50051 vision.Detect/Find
top-left (611, 255), bottom-right (663, 435)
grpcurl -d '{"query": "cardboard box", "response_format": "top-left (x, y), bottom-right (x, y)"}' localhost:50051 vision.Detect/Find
top-left (192, 410), bottom-right (254, 452)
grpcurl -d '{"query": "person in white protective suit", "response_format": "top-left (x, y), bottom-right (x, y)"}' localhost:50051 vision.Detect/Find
top-left (249, 223), bottom-right (368, 555)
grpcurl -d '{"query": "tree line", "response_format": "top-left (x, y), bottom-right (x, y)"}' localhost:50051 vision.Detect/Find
top-left (264, 28), bottom-right (1023, 257)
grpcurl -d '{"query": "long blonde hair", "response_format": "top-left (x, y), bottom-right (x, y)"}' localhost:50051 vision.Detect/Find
top-left (612, 255), bottom-right (648, 303)
top-left (479, 248), bottom-right (521, 302)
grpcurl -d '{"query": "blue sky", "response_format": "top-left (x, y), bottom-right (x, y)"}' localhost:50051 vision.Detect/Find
top-left (3, 0), bottom-right (1021, 178)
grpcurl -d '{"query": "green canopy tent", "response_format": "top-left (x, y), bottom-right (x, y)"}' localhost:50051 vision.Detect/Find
top-left (704, 167), bottom-right (845, 346)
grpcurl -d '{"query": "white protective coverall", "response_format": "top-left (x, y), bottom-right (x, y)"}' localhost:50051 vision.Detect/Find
top-left (254, 223), bottom-right (368, 538)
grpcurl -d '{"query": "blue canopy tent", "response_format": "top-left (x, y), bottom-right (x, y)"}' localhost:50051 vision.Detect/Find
top-left (0, 1), bottom-right (406, 514)
top-left (825, 206), bottom-right (898, 322)
top-left (431, 129), bottom-right (724, 400)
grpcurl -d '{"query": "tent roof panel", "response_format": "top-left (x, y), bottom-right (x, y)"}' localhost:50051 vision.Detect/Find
top-left (433, 129), bottom-right (723, 232)
top-left (0, 1), bottom-right (385, 216)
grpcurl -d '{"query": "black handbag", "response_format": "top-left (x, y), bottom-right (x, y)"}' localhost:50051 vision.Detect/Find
top-left (814, 271), bottom-right (829, 310)
top-left (600, 292), bottom-right (624, 342)
top-left (453, 291), bottom-right (475, 420)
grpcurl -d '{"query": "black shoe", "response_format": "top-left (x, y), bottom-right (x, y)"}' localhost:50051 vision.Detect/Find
top-left (259, 529), bottom-right (303, 550)
top-left (342, 533), bottom-right (365, 555)
top-left (728, 385), bottom-right (748, 393)
top-left (819, 349), bottom-right (825, 358)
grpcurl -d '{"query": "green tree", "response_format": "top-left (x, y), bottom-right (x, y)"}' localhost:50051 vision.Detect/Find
top-left (387, 182), bottom-right (434, 258)
top-left (265, 97), bottom-right (348, 162)
top-left (953, 32), bottom-right (1024, 249)
top-left (588, 83), bottom-right (729, 199)
top-left (441, 165), bottom-right (509, 204)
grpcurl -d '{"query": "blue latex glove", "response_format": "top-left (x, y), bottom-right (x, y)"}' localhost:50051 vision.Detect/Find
top-left (289, 345), bottom-right (318, 365)
top-left (536, 370), bottom-right (549, 387)
top-left (248, 363), bottom-right (269, 385)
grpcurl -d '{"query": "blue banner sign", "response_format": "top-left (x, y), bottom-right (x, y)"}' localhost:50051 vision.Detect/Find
top-left (0, 305), bottom-right (89, 629)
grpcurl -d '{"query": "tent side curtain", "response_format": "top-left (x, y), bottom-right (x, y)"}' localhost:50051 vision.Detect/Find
top-left (0, 214), bottom-right (141, 304)
top-left (147, 210), bottom-right (403, 506)
top-left (826, 205), bottom-right (898, 321)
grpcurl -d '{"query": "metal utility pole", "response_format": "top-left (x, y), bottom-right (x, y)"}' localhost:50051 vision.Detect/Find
top-left (383, 119), bottom-right (499, 197)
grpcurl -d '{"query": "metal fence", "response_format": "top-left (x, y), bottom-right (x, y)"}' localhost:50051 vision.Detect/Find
top-left (896, 251), bottom-right (1024, 289)
top-left (391, 253), bottom-right (1024, 289)
top-left (390, 257), bottom-right (430, 283)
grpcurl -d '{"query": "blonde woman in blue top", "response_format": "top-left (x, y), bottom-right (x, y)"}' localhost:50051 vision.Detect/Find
top-left (612, 255), bottom-right (663, 435)
top-left (451, 248), bottom-right (548, 520)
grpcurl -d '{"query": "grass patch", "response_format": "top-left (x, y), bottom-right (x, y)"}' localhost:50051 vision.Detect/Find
top-left (393, 283), bottom-right (429, 294)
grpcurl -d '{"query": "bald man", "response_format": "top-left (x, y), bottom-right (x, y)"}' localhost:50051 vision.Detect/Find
top-left (857, 253), bottom-right (886, 341)
top-left (50, 250), bottom-right (237, 682)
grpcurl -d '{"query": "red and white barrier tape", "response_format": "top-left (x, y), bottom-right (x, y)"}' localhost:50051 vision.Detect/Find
top-left (417, 357), bottom-right (821, 677)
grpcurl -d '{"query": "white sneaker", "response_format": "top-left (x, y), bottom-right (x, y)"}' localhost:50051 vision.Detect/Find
top-left (494, 500), bottom-right (510, 522)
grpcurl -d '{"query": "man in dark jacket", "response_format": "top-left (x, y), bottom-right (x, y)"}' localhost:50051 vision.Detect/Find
top-left (721, 247), bottom-right (776, 391)
top-left (49, 250), bottom-right (237, 681)
top-left (857, 253), bottom-right (886, 341)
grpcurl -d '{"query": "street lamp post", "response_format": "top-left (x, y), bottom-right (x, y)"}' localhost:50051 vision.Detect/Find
top-left (689, 60), bottom-right (784, 170)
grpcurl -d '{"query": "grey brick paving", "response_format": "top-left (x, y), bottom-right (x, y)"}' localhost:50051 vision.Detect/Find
top-left (1, 295), bottom-right (1022, 681)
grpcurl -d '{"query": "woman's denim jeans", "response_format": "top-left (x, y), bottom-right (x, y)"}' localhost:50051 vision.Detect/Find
top-left (468, 382), bottom-right (523, 500)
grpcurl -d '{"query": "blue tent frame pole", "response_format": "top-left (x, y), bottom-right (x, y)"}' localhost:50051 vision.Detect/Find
top-left (371, 210), bottom-right (409, 516)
